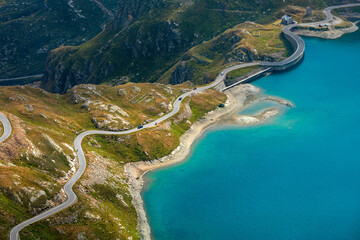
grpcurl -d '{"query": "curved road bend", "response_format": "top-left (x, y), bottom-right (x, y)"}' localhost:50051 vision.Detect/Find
top-left (9, 3), bottom-right (360, 240)
top-left (0, 113), bottom-right (11, 143)
top-left (300, 3), bottom-right (360, 27)
top-left (263, 3), bottom-right (360, 69)
top-left (262, 23), bottom-right (305, 68)
top-left (9, 61), bottom-right (258, 240)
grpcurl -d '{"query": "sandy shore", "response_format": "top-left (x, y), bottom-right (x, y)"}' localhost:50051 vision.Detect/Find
top-left (124, 84), bottom-right (292, 240)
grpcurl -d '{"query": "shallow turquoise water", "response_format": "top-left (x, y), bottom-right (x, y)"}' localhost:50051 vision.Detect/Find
top-left (143, 30), bottom-right (360, 240)
top-left (239, 100), bottom-right (280, 115)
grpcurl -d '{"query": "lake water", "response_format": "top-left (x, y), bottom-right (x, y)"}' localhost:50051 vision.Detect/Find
top-left (143, 29), bottom-right (360, 240)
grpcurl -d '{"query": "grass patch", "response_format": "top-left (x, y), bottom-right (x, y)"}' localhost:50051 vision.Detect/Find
top-left (0, 121), bottom-right (3, 136)
top-left (226, 66), bottom-right (262, 80)
top-left (334, 21), bottom-right (353, 29)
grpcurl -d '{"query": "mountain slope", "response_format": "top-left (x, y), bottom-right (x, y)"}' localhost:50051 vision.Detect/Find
top-left (0, 83), bottom-right (225, 239)
top-left (0, 0), bottom-right (118, 79)
top-left (40, 0), bottom-right (344, 93)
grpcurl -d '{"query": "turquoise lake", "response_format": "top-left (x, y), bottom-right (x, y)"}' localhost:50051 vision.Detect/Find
top-left (143, 29), bottom-right (360, 240)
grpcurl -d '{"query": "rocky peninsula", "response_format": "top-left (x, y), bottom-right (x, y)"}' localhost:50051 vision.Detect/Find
top-left (296, 11), bottom-right (360, 39)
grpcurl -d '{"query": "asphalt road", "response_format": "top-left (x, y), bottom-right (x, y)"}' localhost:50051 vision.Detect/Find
top-left (0, 74), bottom-right (44, 82)
top-left (301, 3), bottom-right (360, 27)
top-left (0, 113), bottom-right (11, 143)
top-left (8, 62), bottom-right (259, 240)
top-left (262, 22), bottom-right (305, 68)
top-left (263, 3), bottom-right (360, 69)
top-left (9, 3), bottom-right (360, 240)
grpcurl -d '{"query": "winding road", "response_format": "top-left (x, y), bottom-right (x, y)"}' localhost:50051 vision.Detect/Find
top-left (300, 3), bottom-right (360, 27)
top-left (0, 74), bottom-right (43, 82)
top-left (8, 61), bottom-right (259, 240)
top-left (8, 3), bottom-right (360, 240)
top-left (0, 113), bottom-right (11, 143)
top-left (262, 22), bottom-right (305, 69)
top-left (262, 3), bottom-right (360, 70)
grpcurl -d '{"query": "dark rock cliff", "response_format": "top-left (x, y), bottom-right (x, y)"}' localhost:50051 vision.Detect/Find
top-left (41, 0), bottom-right (307, 93)
top-left (41, 0), bottom-right (170, 93)
top-left (113, 0), bottom-right (163, 30)
top-left (169, 61), bottom-right (193, 85)
top-left (41, 17), bottom-right (183, 93)
top-left (41, 48), bottom-right (115, 94)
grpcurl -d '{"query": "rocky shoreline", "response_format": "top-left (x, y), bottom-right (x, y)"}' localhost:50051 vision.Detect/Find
top-left (123, 15), bottom-right (360, 239)
top-left (295, 23), bottom-right (358, 39)
top-left (296, 13), bottom-right (359, 40)
top-left (124, 84), bottom-right (293, 240)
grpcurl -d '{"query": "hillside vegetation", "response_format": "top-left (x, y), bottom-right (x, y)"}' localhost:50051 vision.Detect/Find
top-left (1, 0), bottom-right (357, 238)
top-left (160, 20), bottom-right (291, 85)
top-left (0, 83), bottom-right (225, 239)
top-left (0, 0), bottom-right (118, 78)
top-left (40, 0), bottom-right (343, 93)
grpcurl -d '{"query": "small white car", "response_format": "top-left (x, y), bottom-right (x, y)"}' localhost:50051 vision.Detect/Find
top-left (221, 72), bottom-right (224, 75)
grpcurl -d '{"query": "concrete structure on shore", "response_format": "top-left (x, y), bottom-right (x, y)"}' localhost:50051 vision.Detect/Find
top-left (261, 23), bottom-right (305, 71)
top-left (225, 3), bottom-right (360, 89)
top-left (221, 68), bottom-right (271, 91)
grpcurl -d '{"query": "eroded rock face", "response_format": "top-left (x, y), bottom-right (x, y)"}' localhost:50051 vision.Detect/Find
top-left (225, 47), bottom-right (285, 63)
top-left (226, 48), bottom-right (256, 63)
top-left (113, 0), bottom-right (163, 30)
top-left (40, 4), bottom-right (183, 94)
top-left (41, 48), bottom-right (114, 94)
top-left (169, 61), bottom-right (193, 85)
top-left (121, 20), bottom-right (182, 59)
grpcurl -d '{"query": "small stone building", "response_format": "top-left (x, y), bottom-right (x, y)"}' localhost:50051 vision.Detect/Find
top-left (281, 15), bottom-right (294, 25)
top-left (306, 7), bottom-right (312, 16)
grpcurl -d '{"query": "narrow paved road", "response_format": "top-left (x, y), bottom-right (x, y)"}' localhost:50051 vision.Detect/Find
top-left (0, 113), bottom-right (11, 143)
top-left (300, 3), bottom-right (360, 27)
top-left (8, 62), bottom-right (259, 240)
top-left (0, 74), bottom-right (43, 82)
top-left (9, 3), bottom-right (360, 240)
top-left (263, 3), bottom-right (360, 69)
top-left (262, 22), bottom-right (305, 68)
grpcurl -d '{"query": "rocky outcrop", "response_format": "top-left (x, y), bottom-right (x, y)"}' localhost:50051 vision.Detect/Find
top-left (41, 0), bottom-right (167, 94)
top-left (169, 61), bottom-right (193, 85)
top-left (113, 0), bottom-right (163, 30)
top-left (41, 14), bottom-right (183, 93)
top-left (226, 48), bottom-right (256, 63)
top-left (122, 20), bottom-right (182, 59)
top-left (40, 0), bottom-right (289, 93)
top-left (225, 47), bottom-right (284, 63)
top-left (41, 48), bottom-right (115, 94)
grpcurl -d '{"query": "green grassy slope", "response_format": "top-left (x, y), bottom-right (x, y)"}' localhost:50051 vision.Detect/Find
top-left (0, 83), bottom-right (226, 239)
top-left (40, 0), bottom-right (348, 93)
